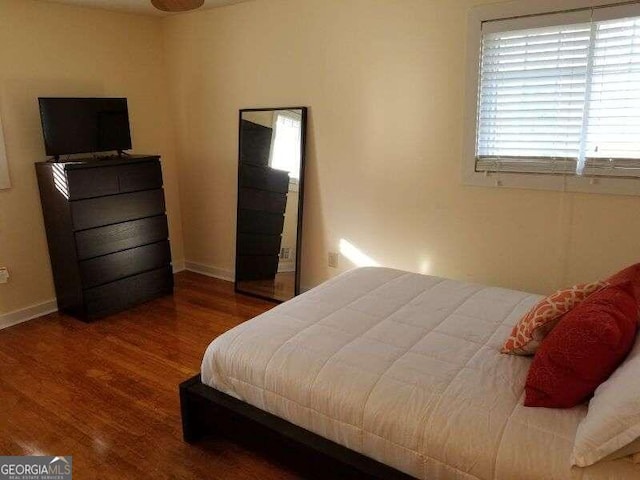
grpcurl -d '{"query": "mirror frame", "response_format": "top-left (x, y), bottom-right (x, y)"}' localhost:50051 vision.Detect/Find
top-left (235, 106), bottom-right (308, 302)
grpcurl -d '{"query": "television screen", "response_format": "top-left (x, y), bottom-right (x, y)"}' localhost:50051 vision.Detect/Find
top-left (38, 97), bottom-right (132, 156)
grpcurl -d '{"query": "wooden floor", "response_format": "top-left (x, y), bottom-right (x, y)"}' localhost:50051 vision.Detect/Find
top-left (0, 271), bottom-right (305, 480)
top-left (237, 271), bottom-right (295, 301)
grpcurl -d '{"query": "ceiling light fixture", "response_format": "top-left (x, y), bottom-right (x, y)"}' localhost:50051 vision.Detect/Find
top-left (150, 0), bottom-right (205, 12)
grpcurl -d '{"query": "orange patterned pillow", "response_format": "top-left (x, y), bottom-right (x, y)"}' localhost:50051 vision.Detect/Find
top-left (501, 281), bottom-right (607, 355)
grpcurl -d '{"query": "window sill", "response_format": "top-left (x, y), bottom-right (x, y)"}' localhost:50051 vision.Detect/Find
top-left (463, 169), bottom-right (640, 196)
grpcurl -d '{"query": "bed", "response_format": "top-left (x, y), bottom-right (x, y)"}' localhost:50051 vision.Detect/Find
top-left (181, 267), bottom-right (640, 479)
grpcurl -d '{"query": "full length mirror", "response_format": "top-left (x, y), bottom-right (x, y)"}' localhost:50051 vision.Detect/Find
top-left (235, 107), bottom-right (307, 302)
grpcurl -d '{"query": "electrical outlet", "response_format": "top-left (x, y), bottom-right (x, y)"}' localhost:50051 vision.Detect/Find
top-left (328, 252), bottom-right (339, 268)
top-left (0, 267), bottom-right (9, 284)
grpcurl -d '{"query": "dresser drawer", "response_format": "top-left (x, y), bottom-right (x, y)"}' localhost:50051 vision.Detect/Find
top-left (117, 161), bottom-right (163, 193)
top-left (66, 160), bottom-right (162, 200)
top-left (237, 209), bottom-right (285, 235)
top-left (80, 240), bottom-right (171, 288)
top-left (239, 164), bottom-right (289, 193)
top-left (66, 166), bottom-right (120, 199)
top-left (239, 188), bottom-right (287, 214)
top-left (71, 189), bottom-right (165, 231)
top-left (240, 120), bottom-right (273, 167)
top-left (76, 215), bottom-right (169, 260)
top-left (236, 255), bottom-right (279, 281)
top-left (83, 266), bottom-right (173, 319)
top-left (238, 233), bottom-right (282, 256)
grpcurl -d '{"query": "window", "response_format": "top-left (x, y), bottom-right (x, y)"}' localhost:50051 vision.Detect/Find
top-left (465, 1), bottom-right (640, 194)
top-left (0, 113), bottom-right (9, 190)
top-left (269, 110), bottom-right (302, 180)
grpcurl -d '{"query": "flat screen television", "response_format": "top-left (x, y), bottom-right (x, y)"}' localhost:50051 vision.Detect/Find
top-left (38, 97), bottom-right (132, 157)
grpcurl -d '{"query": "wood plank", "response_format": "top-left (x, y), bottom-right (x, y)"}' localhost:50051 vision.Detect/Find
top-left (237, 272), bottom-right (295, 302)
top-left (0, 272), bottom-right (302, 480)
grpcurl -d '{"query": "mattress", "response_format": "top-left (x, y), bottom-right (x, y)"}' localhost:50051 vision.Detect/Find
top-left (201, 267), bottom-right (640, 479)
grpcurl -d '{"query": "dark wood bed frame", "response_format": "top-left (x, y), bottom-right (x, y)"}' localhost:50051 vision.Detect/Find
top-left (180, 374), bottom-right (416, 479)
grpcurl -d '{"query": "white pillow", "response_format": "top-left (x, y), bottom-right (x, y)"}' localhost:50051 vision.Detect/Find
top-left (572, 336), bottom-right (640, 467)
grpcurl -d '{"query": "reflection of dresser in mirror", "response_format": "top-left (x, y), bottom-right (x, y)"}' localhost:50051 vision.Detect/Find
top-left (236, 107), bottom-right (306, 303)
top-left (236, 120), bottom-right (289, 282)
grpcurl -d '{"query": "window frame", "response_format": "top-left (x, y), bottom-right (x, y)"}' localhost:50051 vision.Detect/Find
top-left (0, 112), bottom-right (9, 190)
top-left (463, 0), bottom-right (640, 196)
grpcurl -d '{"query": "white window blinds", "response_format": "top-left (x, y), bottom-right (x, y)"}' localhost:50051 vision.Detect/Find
top-left (269, 111), bottom-right (302, 180)
top-left (584, 13), bottom-right (640, 175)
top-left (476, 5), bottom-right (640, 178)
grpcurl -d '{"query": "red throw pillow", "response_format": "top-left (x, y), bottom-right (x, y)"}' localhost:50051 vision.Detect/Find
top-left (607, 262), bottom-right (640, 303)
top-left (525, 282), bottom-right (639, 409)
top-left (501, 282), bottom-right (606, 355)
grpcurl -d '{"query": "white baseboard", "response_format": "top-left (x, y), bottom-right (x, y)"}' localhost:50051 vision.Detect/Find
top-left (184, 261), bottom-right (235, 282)
top-left (0, 261), bottom-right (212, 331)
top-left (0, 267), bottom-right (307, 331)
top-left (0, 299), bottom-right (58, 331)
top-left (172, 259), bottom-right (186, 273)
top-left (277, 261), bottom-right (295, 273)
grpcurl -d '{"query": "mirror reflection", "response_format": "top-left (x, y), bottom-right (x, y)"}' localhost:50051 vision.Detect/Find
top-left (236, 108), bottom-right (306, 302)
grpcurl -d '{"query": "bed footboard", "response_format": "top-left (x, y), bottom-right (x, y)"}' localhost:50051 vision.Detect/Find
top-left (178, 374), bottom-right (416, 480)
top-left (179, 374), bottom-right (209, 442)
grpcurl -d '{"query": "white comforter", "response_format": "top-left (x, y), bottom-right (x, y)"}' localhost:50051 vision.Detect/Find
top-left (202, 267), bottom-right (640, 479)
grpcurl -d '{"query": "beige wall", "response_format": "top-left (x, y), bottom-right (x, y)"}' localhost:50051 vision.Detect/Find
top-left (0, 0), bottom-right (184, 315)
top-left (2, 0), bottom-right (639, 318)
top-left (243, 110), bottom-right (274, 128)
top-left (164, 0), bottom-right (640, 295)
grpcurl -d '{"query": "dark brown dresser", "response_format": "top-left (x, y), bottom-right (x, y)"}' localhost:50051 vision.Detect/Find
top-left (36, 155), bottom-right (173, 321)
